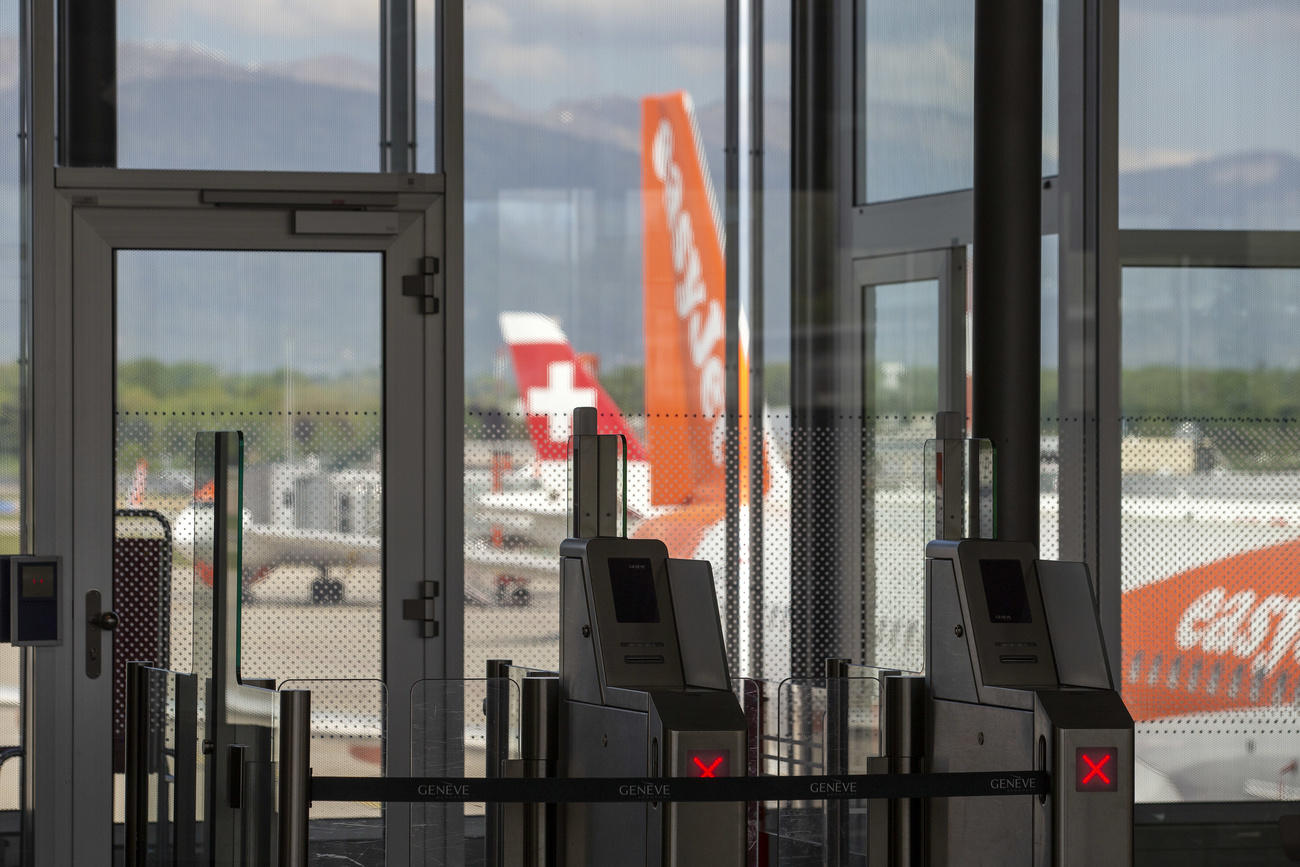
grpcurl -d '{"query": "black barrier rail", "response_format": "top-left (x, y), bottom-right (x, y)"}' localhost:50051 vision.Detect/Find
top-left (311, 770), bottom-right (1049, 804)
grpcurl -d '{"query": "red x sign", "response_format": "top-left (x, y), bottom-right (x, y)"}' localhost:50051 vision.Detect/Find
top-left (687, 750), bottom-right (730, 778)
top-left (693, 756), bottom-right (724, 778)
top-left (1081, 753), bottom-right (1110, 784)
top-left (1076, 747), bottom-right (1119, 792)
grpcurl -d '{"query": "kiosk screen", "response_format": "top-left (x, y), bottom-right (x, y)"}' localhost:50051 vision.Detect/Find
top-left (609, 557), bottom-right (661, 623)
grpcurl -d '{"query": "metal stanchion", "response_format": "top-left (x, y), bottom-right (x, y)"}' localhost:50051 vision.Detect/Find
top-left (521, 674), bottom-right (558, 866)
top-left (884, 675), bottom-right (925, 867)
top-left (124, 661), bottom-right (149, 866)
top-left (278, 689), bottom-right (311, 867)
top-left (824, 658), bottom-right (851, 866)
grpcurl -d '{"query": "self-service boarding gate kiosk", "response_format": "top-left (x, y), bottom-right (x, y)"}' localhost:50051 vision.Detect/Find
top-left (925, 539), bottom-right (1134, 866)
top-left (550, 407), bottom-right (746, 866)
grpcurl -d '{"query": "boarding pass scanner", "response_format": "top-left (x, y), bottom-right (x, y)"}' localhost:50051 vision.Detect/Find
top-left (923, 539), bottom-right (1134, 866)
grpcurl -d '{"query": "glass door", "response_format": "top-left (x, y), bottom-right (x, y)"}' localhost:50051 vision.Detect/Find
top-left (853, 247), bottom-right (965, 672)
top-left (63, 190), bottom-right (443, 864)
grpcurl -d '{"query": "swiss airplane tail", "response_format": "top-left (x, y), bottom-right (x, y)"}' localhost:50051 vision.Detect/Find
top-left (498, 311), bottom-right (646, 463)
top-left (641, 90), bottom-right (763, 507)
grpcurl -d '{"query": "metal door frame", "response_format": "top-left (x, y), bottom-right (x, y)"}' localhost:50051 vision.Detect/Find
top-left (853, 248), bottom-right (967, 417)
top-left (32, 179), bottom-right (446, 864)
top-left (851, 246), bottom-right (966, 667)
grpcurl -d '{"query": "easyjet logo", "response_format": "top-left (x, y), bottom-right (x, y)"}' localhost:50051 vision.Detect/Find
top-left (1175, 587), bottom-right (1300, 674)
top-left (651, 117), bottom-right (726, 467)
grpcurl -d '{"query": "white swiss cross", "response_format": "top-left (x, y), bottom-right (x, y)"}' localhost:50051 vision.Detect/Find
top-left (527, 361), bottom-right (595, 442)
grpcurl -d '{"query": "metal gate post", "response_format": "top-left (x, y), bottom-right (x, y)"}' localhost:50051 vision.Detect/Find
top-left (278, 689), bottom-right (311, 866)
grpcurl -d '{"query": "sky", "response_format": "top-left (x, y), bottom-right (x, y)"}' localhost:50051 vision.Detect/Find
top-left (0, 0), bottom-right (1295, 374)
top-left (108, 0), bottom-right (1297, 172)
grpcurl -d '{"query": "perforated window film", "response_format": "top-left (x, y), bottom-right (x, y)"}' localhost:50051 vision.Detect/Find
top-left (1122, 265), bottom-right (1300, 803)
top-left (463, 409), bottom-right (950, 685)
top-left (113, 250), bottom-right (384, 829)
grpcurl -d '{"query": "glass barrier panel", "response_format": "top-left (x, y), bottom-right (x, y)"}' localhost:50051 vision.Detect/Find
top-left (191, 432), bottom-right (219, 699)
top-left (774, 676), bottom-right (878, 862)
top-left (410, 677), bottom-right (519, 867)
top-left (775, 678), bottom-right (827, 860)
top-left (224, 680), bottom-right (279, 864)
top-left (280, 678), bottom-right (387, 864)
top-left (923, 436), bottom-right (995, 542)
top-left (138, 667), bottom-right (189, 865)
top-left (187, 430), bottom-right (284, 863)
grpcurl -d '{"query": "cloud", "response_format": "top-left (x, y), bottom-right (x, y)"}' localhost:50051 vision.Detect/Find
top-left (120, 0), bottom-right (377, 51)
top-left (1118, 146), bottom-right (1211, 173)
top-left (467, 2), bottom-right (513, 35)
top-left (866, 38), bottom-right (973, 120)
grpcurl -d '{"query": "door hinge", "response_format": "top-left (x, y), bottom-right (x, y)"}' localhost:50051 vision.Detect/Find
top-left (402, 579), bottom-right (440, 638)
top-left (402, 256), bottom-right (440, 314)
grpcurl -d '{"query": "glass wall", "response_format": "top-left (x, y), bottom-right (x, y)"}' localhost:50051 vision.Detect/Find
top-left (856, 0), bottom-right (1059, 202)
top-left (461, 0), bottom-right (727, 681)
top-left (1118, 0), bottom-right (1300, 808)
top-left (0, 0), bottom-right (20, 847)
top-left (117, 0), bottom-right (381, 170)
top-left (460, 0), bottom-right (1063, 691)
top-left (1119, 0), bottom-right (1299, 230)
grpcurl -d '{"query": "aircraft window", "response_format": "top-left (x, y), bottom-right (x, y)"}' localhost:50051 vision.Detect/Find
top-left (1249, 669), bottom-right (1264, 703)
top-left (1127, 651), bottom-right (1144, 684)
top-left (1147, 654), bottom-right (1162, 686)
top-left (1165, 656), bottom-right (1181, 689)
top-left (1274, 673), bottom-right (1289, 706)
top-left (1227, 665), bottom-right (1244, 699)
top-left (1206, 662), bottom-right (1222, 696)
top-left (1186, 660), bottom-right (1202, 693)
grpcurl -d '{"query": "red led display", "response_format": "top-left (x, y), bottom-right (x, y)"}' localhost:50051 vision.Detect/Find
top-left (1075, 747), bottom-right (1118, 792)
top-left (686, 749), bottom-right (731, 778)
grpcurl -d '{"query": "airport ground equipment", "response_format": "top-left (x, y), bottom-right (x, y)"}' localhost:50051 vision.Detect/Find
top-left (922, 538), bottom-right (1134, 866)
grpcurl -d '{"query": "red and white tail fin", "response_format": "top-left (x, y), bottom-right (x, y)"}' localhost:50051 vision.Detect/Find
top-left (130, 458), bottom-right (149, 506)
top-left (641, 90), bottom-right (765, 507)
top-left (499, 311), bottom-right (646, 462)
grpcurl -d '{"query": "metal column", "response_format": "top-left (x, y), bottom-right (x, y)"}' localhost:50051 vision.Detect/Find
top-left (278, 690), bottom-right (311, 867)
top-left (790, 0), bottom-right (849, 676)
top-left (971, 0), bottom-right (1044, 545)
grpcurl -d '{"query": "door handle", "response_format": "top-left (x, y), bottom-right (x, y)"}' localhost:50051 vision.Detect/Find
top-left (85, 589), bottom-right (119, 679)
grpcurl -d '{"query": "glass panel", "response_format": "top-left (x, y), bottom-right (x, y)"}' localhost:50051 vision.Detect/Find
top-left (1119, 0), bottom-right (1300, 229)
top-left (864, 280), bottom-right (940, 672)
top-left (117, 0), bottom-right (380, 171)
top-left (134, 667), bottom-right (201, 866)
top-left (415, 0), bottom-right (438, 172)
top-left (0, 0), bottom-right (23, 834)
top-left (410, 678), bottom-right (519, 866)
top-left (858, 0), bottom-right (1059, 203)
top-left (923, 436), bottom-right (995, 541)
top-left (1121, 266), bottom-right (1300, 802)
top-left (462, 0), bottom-right (728, 686)
top-left (179, 432), bottom-right (281, 861)
top-left (113, 251), bottom-right (384, 839)
top-left (774, 676), bottom-right (877, 861)
top-left (281, 679), bottom-right (386, 864)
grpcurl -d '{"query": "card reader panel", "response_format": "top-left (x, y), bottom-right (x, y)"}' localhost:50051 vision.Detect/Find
top-left (951, 540), bottom-right (1058, 689)
top-left (580, 537), bottom-right (685, 692)
top-left (8, 556), bottom-right (61, 646)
